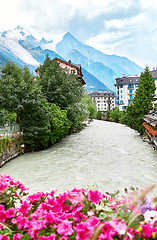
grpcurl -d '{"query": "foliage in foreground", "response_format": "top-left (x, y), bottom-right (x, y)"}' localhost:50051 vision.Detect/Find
top-left (0, 175), bottom-right (157, 240)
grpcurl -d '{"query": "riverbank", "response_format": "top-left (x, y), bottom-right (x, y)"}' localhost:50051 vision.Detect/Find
top-left (0, 133), bottom-right (24, 167)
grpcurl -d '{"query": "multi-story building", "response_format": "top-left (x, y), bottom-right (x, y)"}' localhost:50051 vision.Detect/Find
top-left (89, 91), bottom-right (115, 111)
top-left (114, 75), bottom-right (140, 111)
top-left (115, 68), bottom-right (157, 111)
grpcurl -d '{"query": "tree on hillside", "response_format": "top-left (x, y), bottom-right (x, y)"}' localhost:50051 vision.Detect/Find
top-left (38, 55), bottom-right (87, 131)
top-left (124, 67), bottom-right (156, 133)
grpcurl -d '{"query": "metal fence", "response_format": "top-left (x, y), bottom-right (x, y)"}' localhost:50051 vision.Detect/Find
top-left (0, 123), bottom-right (20, 135)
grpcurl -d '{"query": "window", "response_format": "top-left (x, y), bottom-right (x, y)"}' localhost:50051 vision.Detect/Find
top-left (121, 95), bottom-right (123, 99)
top-left (130, 95), bottom-right (133, 100)
top-left (129, 90), bottom-right (132, 94)
top-left (121, 90), bottom-right (123, 93)
top-left (120, 85), bottom-right (123, 88)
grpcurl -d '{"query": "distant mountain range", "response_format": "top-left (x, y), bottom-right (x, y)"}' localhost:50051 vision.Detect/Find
top-left (0, 26), bottom-right (143, 92)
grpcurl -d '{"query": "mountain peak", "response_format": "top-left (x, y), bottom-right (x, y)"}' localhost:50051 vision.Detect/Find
top-left (63, 32), bottom-right (77, 41)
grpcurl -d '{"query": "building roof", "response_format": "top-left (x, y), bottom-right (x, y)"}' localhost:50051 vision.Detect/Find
top-left (89, 91), bottom-right (115, 97)
top-left (115, 75), bottom-right (140, 85)
top-left (115, 69), bottom-right (157, 86)
top-left (150, 69), bottom-right (157, 79)
top-left (53, 58), bottom-right (82, 74)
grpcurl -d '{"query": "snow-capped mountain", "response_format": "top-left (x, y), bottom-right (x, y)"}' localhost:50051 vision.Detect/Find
top-left (0, 26), bottom-right (63, 67)
top-left (0, 26), bottom-right (143, 92)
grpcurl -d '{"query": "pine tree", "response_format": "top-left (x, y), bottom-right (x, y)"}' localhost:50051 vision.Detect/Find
top-left (124, 67), bottom-right (156, 133)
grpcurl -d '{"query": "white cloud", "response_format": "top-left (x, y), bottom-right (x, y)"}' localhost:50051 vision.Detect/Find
top-left (0, 0), bottom-right (157, 68)
top-left (0, 0), bottom-right (34, 30)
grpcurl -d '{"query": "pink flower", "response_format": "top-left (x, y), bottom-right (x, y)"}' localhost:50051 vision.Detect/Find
top-left (74, 221), bottom-right (92, 240)
top-left (18, 201), bottom-right (31, 215)
top-left (139, 224), bottom-right (153, 238)
top-left (14, 181), bottom-right (29, 192)
top-left (0, 205), bottom-right (6, 223)
top-left (99, 222), bottom-right (116, 240)
top-left (6, 208), bottom-right (16, 218)
top-left (57, 219), bottom-right (74, 236)
top-left (11, 216), bottom-right (27, 230)
top-left (109, 218), bottom-right (127, 235)
top-left (0, 182), bottom-right (9, 193)
top-left (0, 235), bottom-right (10, 240)
top-left (88, 190), bottom-right (103, 204)
top-left (38, 234), bottom-right (56, 240)
top-left (13, 233), bottom-right (24, 240)
top-left (74, 217), bottom-right (100, 240)
top-left (30, 219), bottom-right (46, 231)
top-left (67, 188), bottom-right (86, 204)
top-left (59, 237), bottom-right (69, 240)
top-left (27, 192), bottom-right (47, 205)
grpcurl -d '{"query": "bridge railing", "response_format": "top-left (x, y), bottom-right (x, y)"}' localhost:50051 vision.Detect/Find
top-left (0, 123), bottom-right (20, 135)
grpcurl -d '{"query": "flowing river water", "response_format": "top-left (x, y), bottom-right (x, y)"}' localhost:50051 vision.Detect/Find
top-left (1, 120), bottom-right (157, 195)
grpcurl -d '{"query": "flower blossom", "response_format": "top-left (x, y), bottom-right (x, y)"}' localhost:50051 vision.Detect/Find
top-left (88, 190), bottom-right (104, 204)
top-left (57, 219), bottom-right (74, 236)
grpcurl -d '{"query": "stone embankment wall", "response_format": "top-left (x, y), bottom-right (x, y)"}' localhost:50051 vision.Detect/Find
top-left (0, 133), bottom-right (24, 168)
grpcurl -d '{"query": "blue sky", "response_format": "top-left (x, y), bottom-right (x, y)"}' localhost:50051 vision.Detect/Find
top-left (0, 0), bottom-right (157, 69)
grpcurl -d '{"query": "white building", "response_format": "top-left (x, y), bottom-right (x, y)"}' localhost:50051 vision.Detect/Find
top-left (115, 69), bottom-right (157, 111)
top-left (114, 75), bottom-right (140, 111)
top-left (89, 91), bottom-right (115, 111)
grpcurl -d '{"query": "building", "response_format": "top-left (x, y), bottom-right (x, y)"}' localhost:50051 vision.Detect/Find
top-left (151, 69), bottom-right (157, 108)
top-left (35, 57), bottom-right (86, 86)
top-left (114, 75), bottom-right (140, 111)
top-left (142, 110), bottom-right (157, 149)
top-left (115, 68), bottom-right (157, 111)
top-left (89, 91), bottom-right (115, 111)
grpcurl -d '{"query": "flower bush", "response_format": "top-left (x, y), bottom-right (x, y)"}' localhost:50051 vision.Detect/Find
top-left (0, 175), bottom-right (157, 239)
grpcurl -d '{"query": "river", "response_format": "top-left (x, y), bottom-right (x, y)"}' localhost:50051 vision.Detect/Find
top-left (0, 120), bottom-right (157, 195)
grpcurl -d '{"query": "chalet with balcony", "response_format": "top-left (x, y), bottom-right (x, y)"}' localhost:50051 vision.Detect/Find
top-left (35, 57), bottom-right (85, 86)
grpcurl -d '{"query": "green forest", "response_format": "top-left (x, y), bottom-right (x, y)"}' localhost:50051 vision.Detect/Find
top-left (0, 55), bottom-right (97, 151)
